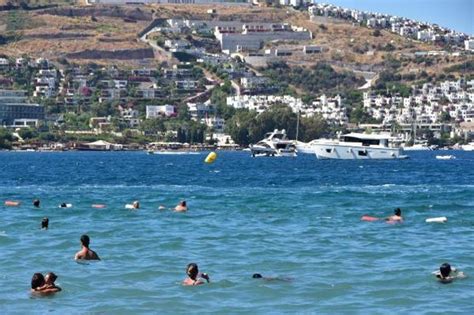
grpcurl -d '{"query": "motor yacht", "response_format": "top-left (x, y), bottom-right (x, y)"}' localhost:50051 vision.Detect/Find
top-left (250, 129), bottom-right (297, 157)
top-left (312, 133), bottom-right (408, 159)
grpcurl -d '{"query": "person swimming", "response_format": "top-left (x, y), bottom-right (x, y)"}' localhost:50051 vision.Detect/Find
top-left (33, 199), bottom-right (40, 208)
top-left (132, 201), bottom-right (140, 209)
top-left (175, 200), bottom-right (187, 212)
top-left (386, 208), bottom-right (403, 222)
top-left (434, 263), bottom-right (466, 283)
top-left (60, 203), bottom-right (68, 208)
top-left (74, 234), bottom-right (100, 261)
top-left (31, 273), bottom-right (45, 292)
top-left (31, 273), bottom-right (60, 294)
top-left (252, 273), bottom-right (292, 282)
top-left (42, 272), bottom-right (61, 292)
top-left (183, 263), bottom-right (209, 286)
top-left (41, 217), bottom-right (49, 230)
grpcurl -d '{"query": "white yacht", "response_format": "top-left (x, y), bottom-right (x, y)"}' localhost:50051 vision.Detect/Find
top-left (461, 142), bottom-right (474, 151)
top-left (250, 129), bottom-right (297, 157)
top-left (312, 133), bottom-right (408, 160)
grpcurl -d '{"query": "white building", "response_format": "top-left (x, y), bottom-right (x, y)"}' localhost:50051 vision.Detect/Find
top-left (465, 39), bottom-right (474, 51)
top-left (146, 105), bottom-right (176, 119)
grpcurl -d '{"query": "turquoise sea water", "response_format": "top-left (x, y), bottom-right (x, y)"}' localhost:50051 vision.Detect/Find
top-left (0, 151), bottom-right (473, 314)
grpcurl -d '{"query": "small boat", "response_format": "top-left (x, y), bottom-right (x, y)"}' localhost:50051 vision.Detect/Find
top-left (250, 129), bottom-right (297, 157)
top-left (436, 155), bottom-right (456, 160)
top-left (312, 133), bottom-right (408, 160)
top-left (147, 150), bottom-right (200, 155)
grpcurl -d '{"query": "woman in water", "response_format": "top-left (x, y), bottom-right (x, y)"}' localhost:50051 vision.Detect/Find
top-left (386, 208), bottom-right (403, 222)
top-left (183, 263), bottom-right (209, 286)
top-left (434, 263), bottom-right (466, 283)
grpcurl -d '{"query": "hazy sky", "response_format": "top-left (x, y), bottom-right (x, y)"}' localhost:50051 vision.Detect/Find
top-left (322, 0), bottom-right (473, 35)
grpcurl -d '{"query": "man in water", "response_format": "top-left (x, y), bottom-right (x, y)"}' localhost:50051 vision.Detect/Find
top-left (42, 272), bottom-right (62, 292)
top-left (175, 200), bottom-right (187, 212)
top-left (386, 208), bottom-right (403, 222)
top-left (31, 273), bottom-right (61, 294)
top-left (74, 234), bottom-right (100, 261)
top-left (434, 263), bottom-right (466, 283)
top-left (33, 199), bottom-right (40, 208)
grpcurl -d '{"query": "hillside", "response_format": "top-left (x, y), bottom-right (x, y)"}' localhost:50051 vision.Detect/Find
top-left (0, 4), bottom-right (471, 77)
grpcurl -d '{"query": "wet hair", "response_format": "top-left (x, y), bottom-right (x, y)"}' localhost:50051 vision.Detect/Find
top-left (440, 263), bottom-right (451, 278)
top-left (33, 199), bottom-right (40, 207)
top-left (80, 234), bottom-right (90, 248)
top-left (133, 201), bottom-right (140, 209)
top-left (31, 273), bottom-right (45, 289)
top-left (41, 217), bottom-right (49, 229)
top-left (180, 201), bottom-right (186, 207)
top-left (46, 272), bottom-right (57, 283)
top-left (394, 208), bottom-right (401, 216)
top-left (60, 203), bottom-right (67, 208)
top-left (186, 263), bottom-right (199, 280)
top-left (252, 273), bottom-right (263, 279)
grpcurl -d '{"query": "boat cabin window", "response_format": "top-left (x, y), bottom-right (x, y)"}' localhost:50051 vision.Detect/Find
top-left (326, 148), bottom-right (332, 153)
top-left (343, 136), bottom-right (380, 146)
top-left (358, 150), bottom-right (368, 156)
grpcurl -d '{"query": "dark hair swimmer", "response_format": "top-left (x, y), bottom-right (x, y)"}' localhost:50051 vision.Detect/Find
top-left (252, 273), bottom-right (263, 279)
top-left (33, 199), bottom-right (40, 208)
top-left (41, 217), bottom-right (49, 229)
top-left (31, 273), bottom-right (45, 290)
top-left (440, 263), bottom-right (451, 278)
top-left (394, 208), bottom-right (401, 216)
top-left (80, 234), bottom-right (90, 248)
top-left (183, 263), bottom-right (209, 286)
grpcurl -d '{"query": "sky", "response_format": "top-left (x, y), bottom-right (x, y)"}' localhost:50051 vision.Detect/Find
top-left (321, 0), bottom-right (473, 35)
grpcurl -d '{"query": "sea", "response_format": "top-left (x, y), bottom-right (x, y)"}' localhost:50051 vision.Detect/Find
top-left (0, 151), bottom-right (473, 314)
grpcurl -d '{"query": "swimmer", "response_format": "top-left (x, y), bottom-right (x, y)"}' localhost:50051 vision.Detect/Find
top-left (386, 208), bottom-right (403, 222)
top-left (41, 272), bottom-right (61, 292)
top-left (60, 203), bottom-right (68, 208)
top-left (74, 234), bottom-right (100, 261)
top-left (252, 273), bottom-right (292, 282)
top-left (33, 199), bottom-right (40, 208)
top-left (31, 273), bottom-right (45, 292)
top-left (175, 200), bottom-right (187, 212)
top-left (183, 263), bottom-right (209, 286)
top-left (132, 201), bottom-right (140, 209)
top-left (434, 263), bottom-right (466, 283)
top-left (31, 273), bottom-right (59, 294)
top-left (41, 217), bottom-right (49, 230)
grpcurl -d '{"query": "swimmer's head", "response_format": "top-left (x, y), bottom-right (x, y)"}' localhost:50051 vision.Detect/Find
top-left (45, 272), bottom-right (57, 284)
top-left (31, 273), bottom-right (45, 289)
top-left (440, 263), bottom-right (451, 278)
top-left (252, 273), bottom-right (263, 279)
top-left (186, 263), bottom-right (199, 280)
top-left (80, 234), bottom-right (90, 248)
top-left (133, 201), bottom-right (139, 208)
top-left (180, 200), bottom-right (186, 207)
top-left (33, 199), bottom-right (40, 207)
top-left (41, 217), bottom-right (49, 229)
top-left (394, 208), bottom-right (401, 216)
top-left (60, 203), bottom-right (67, 208)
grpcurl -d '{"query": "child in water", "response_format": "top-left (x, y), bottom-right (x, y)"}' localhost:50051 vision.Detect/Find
top-left (434, 263), bottom-right (466, 283)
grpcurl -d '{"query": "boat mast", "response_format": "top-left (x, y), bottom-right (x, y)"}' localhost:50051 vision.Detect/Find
top-left (295, 109), bottom-right (300, 141)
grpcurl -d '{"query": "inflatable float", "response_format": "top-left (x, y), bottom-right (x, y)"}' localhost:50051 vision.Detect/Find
top-left (425, 216), bottom-right (447, 223)
top-left (204, 152), bottom-right (217, 164)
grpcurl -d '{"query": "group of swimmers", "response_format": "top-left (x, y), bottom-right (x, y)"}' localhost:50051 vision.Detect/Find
top-left (26, 202), bottom-right (466, 295)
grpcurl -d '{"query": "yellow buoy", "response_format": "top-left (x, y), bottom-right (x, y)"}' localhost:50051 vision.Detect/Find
top-left (204, 151), bottom-right (217, 164)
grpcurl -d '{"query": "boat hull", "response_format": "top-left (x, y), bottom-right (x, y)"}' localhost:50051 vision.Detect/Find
top-left (313, 143), bottom-right (407, 160)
